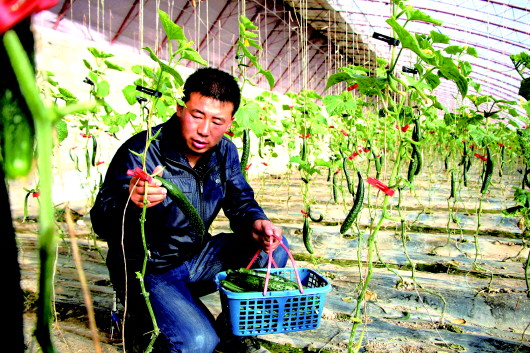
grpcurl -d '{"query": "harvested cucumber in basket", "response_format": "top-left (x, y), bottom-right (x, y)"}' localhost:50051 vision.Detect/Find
top-left (221, 268), bottom-right (300, 292)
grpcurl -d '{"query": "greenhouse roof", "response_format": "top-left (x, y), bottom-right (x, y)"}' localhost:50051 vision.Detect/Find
top-left (321, 0), bottom-right (530, 112)
top-left (36, 0), bottom-right (529, 116)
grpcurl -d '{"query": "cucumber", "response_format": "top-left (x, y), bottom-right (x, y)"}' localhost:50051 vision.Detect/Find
top-left (343, 157), bottom-right (354, 195)
top-left (240, 128), bottom-right (250, 179)
top-left (237, 268), bottom-right (297, 285)
top-left (225, 271), bottom-right (299, 292)
top-left (302, 215), bottom-right (314, 254)
top-left (480, 146), bottom-right (494, 194)
top-left (154, 175), bottom-right (205, 238)
top-left (1, 89), bottom-right (34, 178)
top-left (340, 172), bottom-right (364, 234)
top-left (220, 280), bottom-right (246, 293)
top-left (308, 206), bottom-right (323, 223)
top-left (449, 170), bottom-right (456, 199)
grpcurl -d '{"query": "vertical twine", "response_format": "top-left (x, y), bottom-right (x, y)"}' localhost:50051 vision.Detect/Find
top-left (139, 0), bottom-right (144, 52)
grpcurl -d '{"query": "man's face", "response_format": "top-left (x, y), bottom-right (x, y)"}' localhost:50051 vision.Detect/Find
top-left (176, 92), bottom-right (234, 164)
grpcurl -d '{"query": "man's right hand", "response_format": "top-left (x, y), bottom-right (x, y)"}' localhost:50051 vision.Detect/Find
top-left (129, 165), bottom-right (166, 208)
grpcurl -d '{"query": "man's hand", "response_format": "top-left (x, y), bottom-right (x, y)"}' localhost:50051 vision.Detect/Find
top-left (251, 219), bottom-right (283, 253)
top-left (129, 165), bottom-right (166, 208)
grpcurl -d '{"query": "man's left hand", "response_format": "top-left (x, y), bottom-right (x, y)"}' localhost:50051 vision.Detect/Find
top-left (251, 219), bottom-right (283, 254)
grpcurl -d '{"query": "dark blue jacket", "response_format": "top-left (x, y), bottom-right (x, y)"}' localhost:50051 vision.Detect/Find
top-left (90, 115), bottom-right (268, 272)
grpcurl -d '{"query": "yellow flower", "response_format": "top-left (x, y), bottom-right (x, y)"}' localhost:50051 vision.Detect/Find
top-left (421, 48), bottom-right (433, 55)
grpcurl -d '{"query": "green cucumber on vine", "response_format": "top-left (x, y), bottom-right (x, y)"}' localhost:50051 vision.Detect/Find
top-left (332, 171), bottom-right (339, 203)
top-left (413, 144), bottom-right (422, 177)
top-left (308, 205), bottom-right (323, 222)
top-left (480, 146), bottom-right (494, 194)
top-left (240, 128), bottom-right (250, 179)
top-left (343, 156), bottom-right (355, 195)
top-left (459, 143), bottom-right (467, 166)
top-left (154, 176), bottom-right (205, 239)
top-left (302, 215), bottom-right (314, 254)
top-left (499, 144), bottom-right (505, 177)
top-left (407, 144), bottom-right (419, 183)
top-left (449, 170), bottom-right (456, 199)
top-left (412, 117), bottom-right (422, 142)
top-left (368, 139), bottom-right (382, 179)
top-left (301, 134), bottom-right (307, 161)
top-left (0, 89), bottom-right (35, 178)
top-left (340, 172), bottom-right (364, 234)
top-left (91, 134), bottom-right (97, 167)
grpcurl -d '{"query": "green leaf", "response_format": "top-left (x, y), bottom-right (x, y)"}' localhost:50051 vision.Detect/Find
top-left (143, 46), bottom-right (184, 86)
top-left (181, 48), bottom-right (207, 66)
top-left (439, 57), bottom-right (468, 97)
top-left (240, 16), bottom-right (258, 30)
top-left (234, 101), bottom-right (261, 129)
top-left (96, 80), bottom-right (110, 98)
top-left (246, 37), bottom-right (262, 50)
top-left (314, 158), bottom-right (331, 168)
top-left (424, 72), bottom-right (441, 90)
top-left (87, 47), bottom-right (114, 58)
top-left (243, 30), bottom-right (258, 38)
top-left (58, 87), bottom-right (78, 102)
top-left (444, 45), bottom-right (462, 55)
top-left (104, 60), bottom-right (125, 71)
top-left (238, 41), bottom-right (259, 67)
top-left (122, 85), bottom-right (137, 105)
top-left (402, 5), bottom-right (443, 25)
top-left (387, 18), bottom-right (433, 63)
top-left (259, 69), bottom-right (275, 90)
top-left (325, 72), bottom-right (351, 90)
top-left (466, 46), bottom-right (478, 57)
top-left (430, 30), bottom-right (450, 44)
top-left (102, 112), bottom-right (135, 127)
top-left (82, 59), bottom-right (92, 70)
top-left (55, 119), bottom-right (68, 143)
top-left (356, 76), bottom-right (387, 96)
top-left (158, 9), bottom-right (186, 41)
top-left (459, 60), bottom-right (473, 77)
top-left (323, 92), bottom-right (357, 116)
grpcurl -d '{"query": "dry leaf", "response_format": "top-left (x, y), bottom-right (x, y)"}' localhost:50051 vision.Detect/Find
top-left (451, 318), bottom-right (467, 325)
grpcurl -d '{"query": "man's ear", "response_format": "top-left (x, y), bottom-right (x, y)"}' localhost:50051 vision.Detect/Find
top-left (176, 103), bottom-right (184, 117)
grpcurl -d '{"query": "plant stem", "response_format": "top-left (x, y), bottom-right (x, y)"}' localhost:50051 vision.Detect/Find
top-left (524, 246), bottom-right (530, 299)
top-left (4, 29), bottom-right (58, 353)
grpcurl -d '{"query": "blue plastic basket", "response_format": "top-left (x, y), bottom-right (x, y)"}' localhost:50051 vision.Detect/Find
top-left (215, 267), bottom-right (331, 336)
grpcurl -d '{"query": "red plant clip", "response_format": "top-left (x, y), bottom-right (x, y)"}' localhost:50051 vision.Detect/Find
top-left (474, 153), bottom-right (487, 161)
top-left (0, 0), bottom-right (58, 34)
top-left (367, 177), bottom-right (395, 196)
top-left (127, 167), bottom-right (153, 183)
top-left (347, 83), bottom-right (359, 91)
top-left (348, 152), bottom-right (359, 160)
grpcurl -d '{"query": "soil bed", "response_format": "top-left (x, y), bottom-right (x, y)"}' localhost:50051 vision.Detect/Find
top-left (17, 167), bottom-right (530, 353)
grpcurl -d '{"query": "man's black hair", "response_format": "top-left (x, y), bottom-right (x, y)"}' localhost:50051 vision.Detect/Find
top-left (182, 67), bottom-right (241, 115)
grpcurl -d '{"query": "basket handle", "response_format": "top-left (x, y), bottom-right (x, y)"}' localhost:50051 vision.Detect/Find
top-left (245, 233), bottom-right (304, 295)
